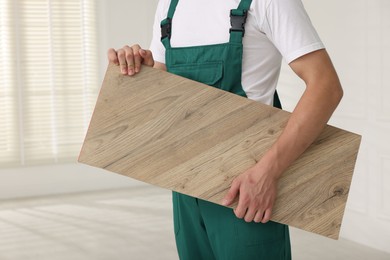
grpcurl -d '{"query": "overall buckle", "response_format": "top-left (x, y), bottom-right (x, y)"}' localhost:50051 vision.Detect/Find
top-left (161, 18), bottom-right (172, 40)
top-left (229, 10), bottom-right (248, 36)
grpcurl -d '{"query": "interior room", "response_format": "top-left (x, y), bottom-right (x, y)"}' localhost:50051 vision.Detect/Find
top-left (1, 0), bottom-right (389, 259)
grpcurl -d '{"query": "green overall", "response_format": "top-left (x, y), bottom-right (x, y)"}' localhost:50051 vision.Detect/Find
top-left (160, 0), bottom-right (290, 259)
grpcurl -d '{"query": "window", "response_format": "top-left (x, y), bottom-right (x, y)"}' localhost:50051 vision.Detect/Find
top-left (0, 0), bottom-right (99, 167)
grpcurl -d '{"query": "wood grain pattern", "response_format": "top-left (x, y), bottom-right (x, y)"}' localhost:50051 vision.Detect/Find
top-left (79, 64), bottom-right (361, 239)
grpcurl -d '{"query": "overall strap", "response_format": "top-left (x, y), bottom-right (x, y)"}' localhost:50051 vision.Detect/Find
top-left (229, 0), bottom-right (253, 43)
top-left (161, 0), bottom-right (179, 49)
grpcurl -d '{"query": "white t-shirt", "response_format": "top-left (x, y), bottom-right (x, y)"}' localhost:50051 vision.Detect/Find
top-left (150, 0), bottom-right (324, 105)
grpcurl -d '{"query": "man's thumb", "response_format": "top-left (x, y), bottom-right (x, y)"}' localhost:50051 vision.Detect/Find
top-left (221, 180), bottom-right (240, 206)
top-left (139, 49), bottom-right (154, 66)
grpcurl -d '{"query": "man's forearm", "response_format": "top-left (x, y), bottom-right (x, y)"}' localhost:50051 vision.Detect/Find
top-left (257, 71), bottom-right (343, 179)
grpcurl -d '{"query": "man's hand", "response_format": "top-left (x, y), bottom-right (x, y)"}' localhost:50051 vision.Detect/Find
top-left (222, 160), bottom-right (279, 223)
top-left (107, 44), bottom-right (155, 75)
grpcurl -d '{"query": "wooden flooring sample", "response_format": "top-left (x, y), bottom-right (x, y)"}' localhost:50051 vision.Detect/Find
top-left (79, 64), bottom-right (361, 239)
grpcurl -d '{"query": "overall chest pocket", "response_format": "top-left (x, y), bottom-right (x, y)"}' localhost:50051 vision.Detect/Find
top-left (168, 61), bottom-right (223, 88)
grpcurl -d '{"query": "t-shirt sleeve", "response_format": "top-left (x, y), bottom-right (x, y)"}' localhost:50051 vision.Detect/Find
top-left (149, 0), bottom-right (168, 65)
top-left (261, 0), bottom-right (325, 64)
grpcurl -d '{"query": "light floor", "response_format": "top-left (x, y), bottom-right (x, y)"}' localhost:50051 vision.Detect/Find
top-left (0, 185), bottom-right (389, 260)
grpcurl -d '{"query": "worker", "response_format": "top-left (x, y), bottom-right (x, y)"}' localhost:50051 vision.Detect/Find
top-left (107, 0), bottom-right (343, 259)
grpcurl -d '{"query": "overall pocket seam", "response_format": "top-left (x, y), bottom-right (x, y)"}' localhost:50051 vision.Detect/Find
top-left (169, 61), bottom-right (223, 86)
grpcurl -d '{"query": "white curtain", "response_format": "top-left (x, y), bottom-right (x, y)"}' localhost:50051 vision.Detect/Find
top-left (0, 0), bottom-right (99, 167)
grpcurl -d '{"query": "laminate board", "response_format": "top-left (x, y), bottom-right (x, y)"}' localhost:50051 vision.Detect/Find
top-left (78, 64), bottom-right (361, 239)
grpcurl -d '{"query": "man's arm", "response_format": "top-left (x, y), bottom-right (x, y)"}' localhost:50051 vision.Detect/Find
top-left (222, 49), bottom-right (343, 223)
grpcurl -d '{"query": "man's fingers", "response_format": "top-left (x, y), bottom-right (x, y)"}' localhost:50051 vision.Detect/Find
top-left (132, 44), bottom-right (142, 73)
top-left (117, 49), bottom-right (127, 74)
top-left (107, 48), bottom-right (119, 65)
top-left (254, 210), bottom-right (264, 223)
top-left (244, 206), bottom-right (257, 223)
top-left (107, 45), bottom-right (155, 76)
top-left (234, 204), bottom-right (247, 219)
top-left (122, 45), bottom-right (135, 75)
top-left (261, 209), bottom-right (272, 223)
top-left (222, 179), bottom-right (240, 206)
top-left (234, 192), bottom-right (249, 219)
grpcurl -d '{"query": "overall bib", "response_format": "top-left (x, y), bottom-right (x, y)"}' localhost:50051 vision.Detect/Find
top-left (160, 0), bottom-right (291, 259)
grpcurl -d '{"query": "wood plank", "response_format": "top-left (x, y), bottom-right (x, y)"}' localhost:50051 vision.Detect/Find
top-left (78, 64), bottom-right (361, 239)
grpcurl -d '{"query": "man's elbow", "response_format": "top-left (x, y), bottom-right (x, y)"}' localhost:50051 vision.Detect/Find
top-left (320, 71), bottom-right (343, 107)
top-left (332, 81), bottom-right (343, 106)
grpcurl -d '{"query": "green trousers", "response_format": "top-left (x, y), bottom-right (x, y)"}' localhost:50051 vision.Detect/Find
top-left (173, 192), bottom-right (291, 260)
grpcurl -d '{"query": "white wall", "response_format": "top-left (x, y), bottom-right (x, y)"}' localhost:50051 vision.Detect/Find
top-left (279, 0), bottom-right (390, 254)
